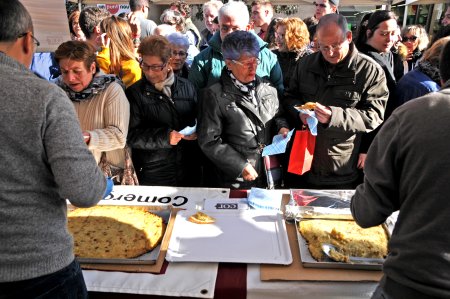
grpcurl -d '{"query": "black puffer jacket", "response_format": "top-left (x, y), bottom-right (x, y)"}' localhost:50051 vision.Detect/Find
top-left (126, 75), bottom-right (199, 186)
top-left (198, 69), bottom-right (288, 189)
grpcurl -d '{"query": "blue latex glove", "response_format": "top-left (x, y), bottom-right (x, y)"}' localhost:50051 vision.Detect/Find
top-left (103, 177), bottom-right (114, 198)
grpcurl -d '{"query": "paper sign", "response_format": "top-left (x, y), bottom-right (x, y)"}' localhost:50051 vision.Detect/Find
top-left (99, 185), bottom-right (230, 210)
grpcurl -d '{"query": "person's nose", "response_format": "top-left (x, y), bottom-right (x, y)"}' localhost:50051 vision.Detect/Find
top-left (66, 72), bottom-right (77, 82)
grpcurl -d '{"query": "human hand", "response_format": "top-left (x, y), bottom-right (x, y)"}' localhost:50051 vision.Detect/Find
top-left (127, 13), bottom-right (141, 38)
top-left (242, 163), bottom-right (258, 181)
top-left (299, 113), bottom-right (309, 125)
top-left (314, 102), bottom-right (332, 124)
top-left (357, 153), bottom-right (367, 169)
top-left (169, 130), bottom-right (184, 145)
top-left (82, 132), bottom-right (91, 144)
top-left (100, 33), bottom-right (110, 48)
top-left (182, 132), bottom-right (197, 141)
top-left (278, 127), bottom-right (290, 138)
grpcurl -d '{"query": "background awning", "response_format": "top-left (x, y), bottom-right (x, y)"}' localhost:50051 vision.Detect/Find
top-left (22, 0), bottom-right (71, 52)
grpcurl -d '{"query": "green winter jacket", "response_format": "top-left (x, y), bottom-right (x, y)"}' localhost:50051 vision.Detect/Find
top-left (188, 31), bottom-right (284, 96)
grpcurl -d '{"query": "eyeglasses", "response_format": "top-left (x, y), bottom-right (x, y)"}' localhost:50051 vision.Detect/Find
top-left (232, 58), bottom-right (260, 68)
top-left (318, 40), bottom-right (346, 52)
top-left (172, 50), bottom-right (187, 57)
top-left (140, 60), bottom-right (167, 72)
top-left (402, 35), bottom-right (418, 42)
top-left (17, 32), bottom-right (40, 47)
top-left (313, 2), bottom-right (327, 8)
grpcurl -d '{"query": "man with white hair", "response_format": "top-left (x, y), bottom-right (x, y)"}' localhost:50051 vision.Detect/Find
top-left (189, 0), bottom-right (283, 96)
top-left (199, 0), bottom-right (223, 50)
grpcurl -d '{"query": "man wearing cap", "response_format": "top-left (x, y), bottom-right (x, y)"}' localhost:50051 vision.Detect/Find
top-left (308, 0), bottom-right (339, 41)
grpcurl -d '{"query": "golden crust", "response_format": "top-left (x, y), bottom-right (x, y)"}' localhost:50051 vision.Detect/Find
top-left (298, 219), bottom-right (388, 262)
top-left (68, 206), bottom-right (165, 259)
top-left (295, 102), bottom-right (317, 110)
top-left (188, 211), bottom-right (216, 224)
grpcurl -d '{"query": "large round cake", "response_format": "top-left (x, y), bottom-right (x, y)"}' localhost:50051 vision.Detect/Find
top-left (68, 206), bottom-right (165, 259)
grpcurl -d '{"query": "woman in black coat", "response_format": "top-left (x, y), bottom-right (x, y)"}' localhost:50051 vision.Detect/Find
top-left (126, 35), bottom-right (200, 186)
top-left (197, 31), bottom-right (289, 189)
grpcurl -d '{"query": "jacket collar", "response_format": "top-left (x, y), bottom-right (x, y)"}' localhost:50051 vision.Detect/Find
top-left (142, 74), bottom-right (181, 94)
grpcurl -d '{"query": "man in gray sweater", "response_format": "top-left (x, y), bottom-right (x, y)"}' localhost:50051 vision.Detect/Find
top-left (0, 1), bottom-right (109, 297)
top-left (351, 41), bottom-right (450, 298)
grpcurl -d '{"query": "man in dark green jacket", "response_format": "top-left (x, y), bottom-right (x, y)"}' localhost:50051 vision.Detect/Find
top-left (284, 14), bottom-right (388, 189)
top-left (188, 0), bottom-right (283, 96)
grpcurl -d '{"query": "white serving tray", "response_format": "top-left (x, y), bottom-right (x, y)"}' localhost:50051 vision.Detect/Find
top-left (166, 210), bottom-right (292, 265)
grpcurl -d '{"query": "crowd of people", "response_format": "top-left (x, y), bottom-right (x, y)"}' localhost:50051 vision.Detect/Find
top-left (1, 0), bottom-right (450, 297)
top-left (27, 0), bottom-right (450, 192)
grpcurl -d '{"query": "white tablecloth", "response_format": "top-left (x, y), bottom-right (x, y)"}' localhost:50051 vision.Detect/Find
top-left (246, 264), bottom-right (378, 299)
top-left (84, 262), bottom-right (219, 298)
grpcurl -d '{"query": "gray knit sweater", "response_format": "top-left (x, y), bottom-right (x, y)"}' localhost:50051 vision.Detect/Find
top-left (0, 52), bottom-right (106, 282)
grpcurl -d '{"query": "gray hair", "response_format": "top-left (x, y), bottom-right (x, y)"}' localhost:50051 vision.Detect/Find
top-left (203, 0), bottom-right (224, 13)
top-left (218, 1), bottom-right (249, 28)
top-left (166, 32), bottom-right (189, 49)
top-left (222, 31), bottom-right (260, 61)
top-left (0, 0), bottom-right (33, 42)
top-left (316, 13), bottom-right (348, 39)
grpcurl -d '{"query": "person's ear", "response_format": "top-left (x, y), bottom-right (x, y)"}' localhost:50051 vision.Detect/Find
top-left (224, 59), bottom-right (233, 70)
top-left (366, 29), bottom-right (373, 39)
top-left (94, 25), bottom-right (101, 35)
top-left (346, 31), bottom-right (352, 43)
top-left (22, 33), bottom-right (34, 56)
top-left (90, 62), bottom-right (96, 74)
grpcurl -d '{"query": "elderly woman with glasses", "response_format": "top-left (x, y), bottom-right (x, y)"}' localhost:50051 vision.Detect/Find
top-left (166, 32), bottom-right (196, 77)
top-left (197, 30), bottom-right (289, 189)
top-left (126, 35), bottom-right (200, 186)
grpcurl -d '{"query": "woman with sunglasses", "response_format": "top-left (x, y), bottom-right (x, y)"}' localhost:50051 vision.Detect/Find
top-left (126, 35), bottom-right (200, 186)
top-left (197, 31), bottom-right (289, 189)
top-left (400, 24), bottom-right (429, 73)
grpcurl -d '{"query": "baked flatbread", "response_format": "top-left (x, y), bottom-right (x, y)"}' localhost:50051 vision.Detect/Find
top-left (188, 211), bottom-right (216, 224)
top-left (298, 219), bottom-right (388, 262)
top-left (68, 206), bottom-right (165, 259)
top-left (295, 102), bottom-right (317, 110)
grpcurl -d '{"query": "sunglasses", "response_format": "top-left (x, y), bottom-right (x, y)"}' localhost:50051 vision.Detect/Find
top-left (402, 35), bottom-right (418, 42)
top-left (313, 2), bottom-right (327, 8)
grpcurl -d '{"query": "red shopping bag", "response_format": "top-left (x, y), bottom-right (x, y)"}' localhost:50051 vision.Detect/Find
top-left (287, 129), bottom-right (316, 175)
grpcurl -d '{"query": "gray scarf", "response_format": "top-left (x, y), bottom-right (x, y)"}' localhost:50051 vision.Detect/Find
top-left (56, 72), bottom-right (123, 102)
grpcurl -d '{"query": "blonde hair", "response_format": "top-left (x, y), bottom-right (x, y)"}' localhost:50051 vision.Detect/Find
top-left (277, 17), bottom-right (310, 52)
top-left (100, 16), bottom-right (136, 75)
top-left (401, 24), bottom-right (429, 51)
